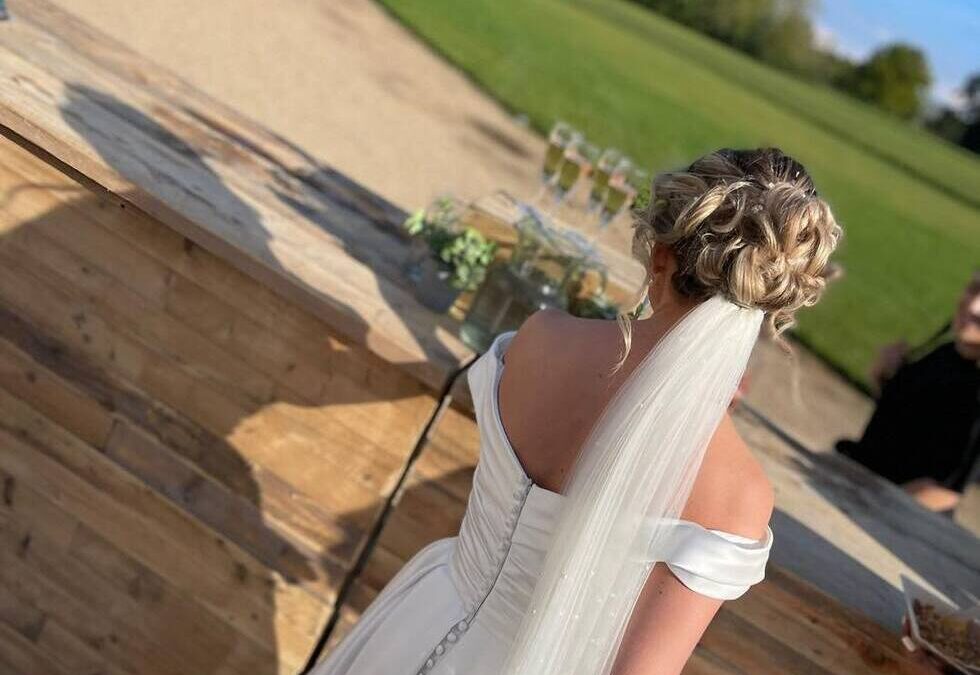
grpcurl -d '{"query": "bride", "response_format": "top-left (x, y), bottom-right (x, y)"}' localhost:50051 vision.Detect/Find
top-left (316, 147), bottom-right (842, 674)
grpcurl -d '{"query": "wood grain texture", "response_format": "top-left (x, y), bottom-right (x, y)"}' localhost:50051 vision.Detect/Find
top-left (733, 406), bottom-right (980, 630)
top-left (0, 129), bottom-right (441, 673)
top-left (0, 0), bottom-right (473, 392)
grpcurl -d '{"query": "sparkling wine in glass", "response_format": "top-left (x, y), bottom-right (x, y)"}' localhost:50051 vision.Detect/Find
top-left (589, 148), bottom-right (624, 211)
top-left (554, 139), bottom-right (597, 205)
top-left (538, 122), bottom-right (577, 200)
top-left (598, 160), bottom-right (640, 229)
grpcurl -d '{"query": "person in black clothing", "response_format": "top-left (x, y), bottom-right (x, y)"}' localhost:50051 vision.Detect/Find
top-left (837, 271), bottom-right (980, 514)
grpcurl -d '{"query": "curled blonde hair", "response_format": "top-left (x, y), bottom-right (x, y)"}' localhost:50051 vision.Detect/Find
top-left (618, 147), bottom-right (842, 364)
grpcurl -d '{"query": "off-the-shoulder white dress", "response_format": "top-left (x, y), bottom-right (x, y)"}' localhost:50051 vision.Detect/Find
top-left (315, 331), bottom-right (773, 675)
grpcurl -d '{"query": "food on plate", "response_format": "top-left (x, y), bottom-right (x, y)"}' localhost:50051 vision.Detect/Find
top-left (913, 599), bottom-right (980, 668)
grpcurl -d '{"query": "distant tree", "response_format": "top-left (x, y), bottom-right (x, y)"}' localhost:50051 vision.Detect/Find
top-left (924, 72), bottom-right (979, 154)
top-left (962, 122), bottom-right (980, 153)
top-left (755, 5), bottom-right (819, 74)
top-left (960, 73), bottom-right (980, 121)
top-left (817, 50), bottom-right (858, 85)
top-left (956, 73), bottom-right (980, 153)
top-left (840, 43), bottom-right (932, 120)
top-left (633, 0), bottom-right (943, 125)
top-left (636, 0), bottom-right (814, 59)
top-left (927, 108), bottom-right (968, 145)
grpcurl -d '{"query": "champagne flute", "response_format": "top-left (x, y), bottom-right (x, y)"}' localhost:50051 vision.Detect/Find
top-left (553, 139), bottom-right (597, 206)
top-left (536, 122), bottom-right (577, 202)
top-left (596, 158), bottom-right (637, 231)
top-left (589, 148), bottom-right (623, 211)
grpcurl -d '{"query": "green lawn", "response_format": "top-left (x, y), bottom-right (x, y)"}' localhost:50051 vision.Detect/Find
top-left (376, 0), bottom-right (980, 388)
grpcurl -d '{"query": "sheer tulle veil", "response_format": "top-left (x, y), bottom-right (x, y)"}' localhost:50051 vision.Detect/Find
top-left (501, 294), bottom-right (764, 675)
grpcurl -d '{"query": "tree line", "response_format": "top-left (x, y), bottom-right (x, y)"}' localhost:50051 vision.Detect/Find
top-left (632, 0), bottom-right (978, 154)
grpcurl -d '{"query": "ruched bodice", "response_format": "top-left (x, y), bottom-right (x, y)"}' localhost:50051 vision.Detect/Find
top-left (316, 331), bottom-right (773, 675)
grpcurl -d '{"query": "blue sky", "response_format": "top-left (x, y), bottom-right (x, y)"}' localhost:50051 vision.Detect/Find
top-left (814, 0), bottom-right (980, 110)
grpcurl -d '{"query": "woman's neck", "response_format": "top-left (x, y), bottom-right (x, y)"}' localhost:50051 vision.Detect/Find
top-left (629, 294), bottom-right (703, 359)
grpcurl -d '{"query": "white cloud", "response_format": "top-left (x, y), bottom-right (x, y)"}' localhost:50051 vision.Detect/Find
top-left (813, 21), bottom-right (868, 61)
top-left (932, 80), bottom-right (968, 112)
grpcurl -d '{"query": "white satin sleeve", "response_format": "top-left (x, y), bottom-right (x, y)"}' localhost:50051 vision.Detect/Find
top-left (646, 521), bottom-right (774, 600)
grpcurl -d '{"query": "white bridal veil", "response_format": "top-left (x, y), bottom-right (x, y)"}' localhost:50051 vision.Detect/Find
top-left (501, 294), bottom-right (764, 675)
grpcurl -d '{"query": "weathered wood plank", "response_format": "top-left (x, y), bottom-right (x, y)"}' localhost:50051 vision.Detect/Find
top-left (0, 334), bottom-right (114, 450)
top-left (0, 584), bottom-right (46, 646)
top-left (732, 407), bottom-right (980, 630)
top-left (0, 248), bottom-right (406, 525)
top-left (699, 607), bottom-right (835, 675)
top-left (65, 522), bottom-right (277, 675)
top-left (34, 616), bottom-right (131, 675)
top-left (0, 0), bottom-right (474, 391)
top-left (2, 224), bottom-right (274, 409)
top-left (0, 504), bottom-right (215, 675)
top-left (0, 136), bottom-right (437, 473)
top-left (683, 651), bottom-right (742, 675)
top-left (724, 568), bottom-right (931, 675)
top-left (0, 312), bottom-right (360, 565)
top-left (0, 390), bottom-right (327, 669)
top-left (103, 420), bottom-right (342, 596)
top-left (0, 5), bottom-right (472, 673)
top-left (0, 133), bottom-right (433, 412)
top-left (0, 620), bottom-right (70, 675)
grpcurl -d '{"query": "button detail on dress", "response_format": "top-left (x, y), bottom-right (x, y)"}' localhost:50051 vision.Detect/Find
top-left (413, 476), bottom-right (532, 673)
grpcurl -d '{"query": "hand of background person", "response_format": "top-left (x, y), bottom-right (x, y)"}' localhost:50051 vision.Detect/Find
top-left (902, 477), bottom-right (961, 513)
top-left (869, 340), bottom-right (909, 395)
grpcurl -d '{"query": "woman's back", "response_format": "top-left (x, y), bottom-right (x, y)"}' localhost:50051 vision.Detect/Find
top-left (316, 323), bottom-right (774, 675)
top-left (498, 307), bottom-right (774, 542)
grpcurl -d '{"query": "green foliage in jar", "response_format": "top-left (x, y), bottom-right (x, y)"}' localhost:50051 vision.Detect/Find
top-left (404, 197), bottom-right (457, 236)
top-left (437, 228), bottom-right (497, 291)
top-left (403, 198), bottom-right (498, 292)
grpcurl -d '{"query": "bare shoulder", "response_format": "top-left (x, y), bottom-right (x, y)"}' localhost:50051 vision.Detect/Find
top-left (504, 308), bottom-right (613, 372)
top-left (505, 308), bottom-right (575, 358)
top-left (498, 309), bottom-right (577, 401)
top-left (684, 413), bottom-right (775, 541)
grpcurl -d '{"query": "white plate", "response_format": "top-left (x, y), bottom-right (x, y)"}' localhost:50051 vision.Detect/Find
top-left (901, 576), bottom-right (980, 674)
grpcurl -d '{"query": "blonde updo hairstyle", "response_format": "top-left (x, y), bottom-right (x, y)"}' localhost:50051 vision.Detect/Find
top-left (620, 147), bottom-right (842, 362)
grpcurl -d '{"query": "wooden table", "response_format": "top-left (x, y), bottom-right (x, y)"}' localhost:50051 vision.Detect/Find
top-left (0, 2), bottom-right (470, 673)
top-left (0, 3), bottom-right (972, 675)
top-left (736, 404), bottom-right (980, 632)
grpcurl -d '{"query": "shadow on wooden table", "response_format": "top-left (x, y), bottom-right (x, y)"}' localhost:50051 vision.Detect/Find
top-left (768, 509), bottom-right (909, 628)
top-left (61, 82), bottom-right (463, 383)
top-left (779, 441), bottom-right (980, 630)
top-left (265, 147), bottom-right (467, 381)
top-left (0, 83), bottom-right (459, 674)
